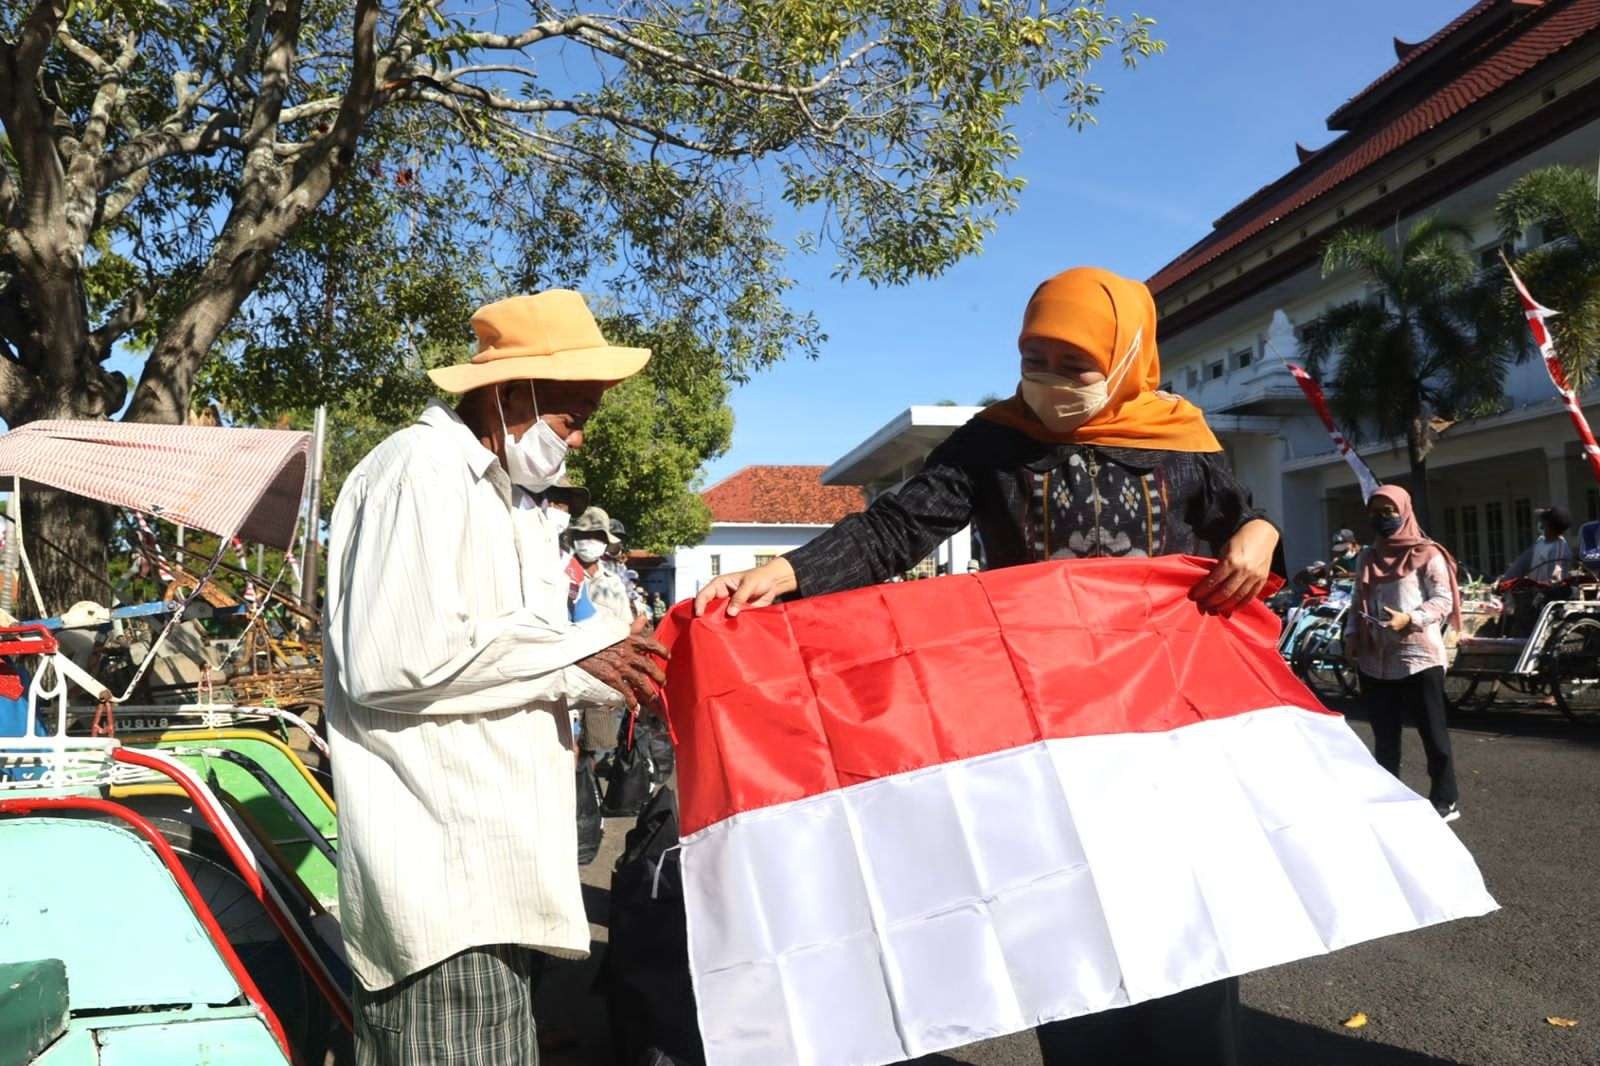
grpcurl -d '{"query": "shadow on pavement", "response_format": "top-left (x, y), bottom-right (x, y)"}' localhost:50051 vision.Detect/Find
top-left (1243, 1007), bottom-right (1466, 1065)
top-left (1331, 693), bottom-right (1600, 749)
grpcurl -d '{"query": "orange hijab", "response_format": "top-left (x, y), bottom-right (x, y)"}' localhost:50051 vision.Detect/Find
top-left (979, 266), bottom-right (1221, 452)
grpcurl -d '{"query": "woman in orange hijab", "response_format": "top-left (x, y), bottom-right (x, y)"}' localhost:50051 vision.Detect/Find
top-left (698, 274), bottom-right (1280, 1062)
top-left (700, 265), bottom-right (1279, 614)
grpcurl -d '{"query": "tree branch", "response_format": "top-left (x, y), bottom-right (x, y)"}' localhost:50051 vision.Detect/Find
top-left (98, 111), bottom-right (242, 188)
top-left (89, 290), bottom-right (146, 360)
top-left (402, 80), bottom-right (749, 156)
top-left (0, 344), bottom-right (39, 422)
top-left (10, 0), bottom-right (69, 82)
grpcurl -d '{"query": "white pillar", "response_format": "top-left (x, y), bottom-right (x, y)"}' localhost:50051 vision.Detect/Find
top-left (1545, 443), bottom-right (1575, 516)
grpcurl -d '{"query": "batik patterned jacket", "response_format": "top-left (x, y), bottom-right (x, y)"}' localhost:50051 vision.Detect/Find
top-left (786, 417), bottom-right (1273, 597)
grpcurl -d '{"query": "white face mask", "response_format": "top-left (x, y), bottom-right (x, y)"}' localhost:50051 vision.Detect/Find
top-left (574, 539), bottom-right (607, 563)
top-left (496, 384), bottom-right (568, 492)
top-left (545, 507), bottom-right (572, 536)
top-left (1019, 328), bottom-right (1142, 434)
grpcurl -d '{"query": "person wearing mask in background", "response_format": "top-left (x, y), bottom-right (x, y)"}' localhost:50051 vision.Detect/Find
top-left (1329, 528), bottom-right (1362, 575)
top-left (1343, 485), bottom-right (1463, 823)
top-left (1499, 505), bottom-right (1575, 638)
top-left (325, 290), bottom-right (666, 1065)
top-left (695, 265), bottom-right (1280, 1066)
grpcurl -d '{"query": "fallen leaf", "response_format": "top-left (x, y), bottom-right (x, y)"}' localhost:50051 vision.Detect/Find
top-left (1546, 1016), bottom-right (1579, 1028)
top-left (1342, 1011), bottom-right (1369, 1029)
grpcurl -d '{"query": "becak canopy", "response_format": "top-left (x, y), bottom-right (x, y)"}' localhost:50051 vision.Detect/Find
top-left (655, 556), bottom-right (1495, 1066)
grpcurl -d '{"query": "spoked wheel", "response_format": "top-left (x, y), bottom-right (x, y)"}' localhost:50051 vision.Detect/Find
top-left (1443, 675), bottom-right (1499, 713)
top-left (118, 799), bottom-right (337, 1063)
top-left (1294, 630), bottom-right (1358, 703)
top-left (1549, 617), bottom-right (1600, 724)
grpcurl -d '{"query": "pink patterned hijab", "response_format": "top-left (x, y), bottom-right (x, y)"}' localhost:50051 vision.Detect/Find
top-left (1359, 485), bottom-right (1462, 632)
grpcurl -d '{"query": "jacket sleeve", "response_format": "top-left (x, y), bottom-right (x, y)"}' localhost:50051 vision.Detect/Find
top-left (1499, 545), bottom-right (1534, 582)
top-left (784, 437), bottom-right (979, 598)
top-left (1188, 452), bottom-right (1280, 559)
top-left (326, 471), bottom-right (627, 716)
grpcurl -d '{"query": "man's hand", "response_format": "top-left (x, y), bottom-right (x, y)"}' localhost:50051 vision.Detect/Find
top-left (694, 556), bottom-right (798, 617)
top-left (576, 635), bottom-right (668, 711)
top-left (1383, 607), bottom-right (1412, 632)
top-left (1190, 519), bottom-right (1279, 615)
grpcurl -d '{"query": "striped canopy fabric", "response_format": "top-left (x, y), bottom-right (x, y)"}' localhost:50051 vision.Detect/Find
top-left (0, 421), bottom-right (311, 549)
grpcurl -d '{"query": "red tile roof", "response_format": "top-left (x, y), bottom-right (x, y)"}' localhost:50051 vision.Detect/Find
top-left (1147, 0), bottom-right (1598, 296)
top-left (1326, 0), bottom-right (1505, 129)
top-left (701, 465), bottom-right (865, 525)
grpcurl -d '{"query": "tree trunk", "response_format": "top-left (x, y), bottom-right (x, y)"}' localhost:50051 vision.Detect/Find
top-left (17, 486), bottom-right (114, 617)
top-left (1407, 432), bottom-right (1433, 533)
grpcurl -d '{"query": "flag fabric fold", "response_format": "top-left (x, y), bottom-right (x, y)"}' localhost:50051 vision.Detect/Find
top-left (1286, 363), bottom-right (1381, 500)
top-left (1505, 257), bottom-right (1600, 484)
top-left (656, 557), bottom-right (1496, 1066)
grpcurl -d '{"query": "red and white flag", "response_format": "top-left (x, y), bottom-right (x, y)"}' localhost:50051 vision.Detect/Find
top-left (1286, 363), bottom-right (1381, 500)
top-left (1505, 258), bottom-right (1600, 484)
top-left (657, 558), bottom-right (1495, 1065)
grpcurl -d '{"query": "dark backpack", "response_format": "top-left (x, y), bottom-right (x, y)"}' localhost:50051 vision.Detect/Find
top-left (603, 787), bottom-right (705, 1066)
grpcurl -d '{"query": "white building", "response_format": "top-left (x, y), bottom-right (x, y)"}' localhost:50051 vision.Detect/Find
top-left (821, 405), bottom-right (982, 575)
top-left (1149, 0), bottom-right (1600, 575)
top-left (662, 465), bottom-right (865, 601)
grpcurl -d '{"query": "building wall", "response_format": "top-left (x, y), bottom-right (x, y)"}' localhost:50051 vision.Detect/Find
top-left (1156, 115), bottom-right (1600, 573)
top-left (668, 523), bottom-right (834, 602)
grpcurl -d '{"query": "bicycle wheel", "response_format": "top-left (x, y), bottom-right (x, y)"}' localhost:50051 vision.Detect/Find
top-left (1443, 674), bottom-right (1498, 712)
top-left (1549, 617), bottom-right (1600, 723)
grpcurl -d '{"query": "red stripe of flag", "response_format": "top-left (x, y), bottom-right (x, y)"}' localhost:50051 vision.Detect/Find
top-left (655, 556), bottom-right (1324, 837)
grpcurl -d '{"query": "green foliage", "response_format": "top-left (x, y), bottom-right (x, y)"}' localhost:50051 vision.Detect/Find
top-left (3, 0), bottom-right (1163, 576)
top-left (1299, 218), bottom-right (1512, 522)
top-left (1496, 164), bottom-right (1600, 391)
top-left (568, 318), bottom-right (734, 553)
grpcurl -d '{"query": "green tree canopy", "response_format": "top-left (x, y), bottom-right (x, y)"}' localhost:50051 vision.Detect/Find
top-left (1, 0), bottom-right (1163, 607)
top-left (1497, 164), bottom-right (1600, 391)
top-left (1299, 218), bottom-right (1512, 527)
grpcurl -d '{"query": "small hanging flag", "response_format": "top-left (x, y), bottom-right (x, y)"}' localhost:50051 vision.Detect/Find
top-left (1504, 254), bottom-right (1600, 485)
top-left (1286, 363), bottom-right (1382, 501)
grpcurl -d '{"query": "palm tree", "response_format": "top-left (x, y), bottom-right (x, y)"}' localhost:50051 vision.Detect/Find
top-left (1496, 164), bottom-right (1600, 390)
top-left (1299, 218), bottom-right (1512, 528)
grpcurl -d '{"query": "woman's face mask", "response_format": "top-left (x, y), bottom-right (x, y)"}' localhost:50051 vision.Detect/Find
top-left (546, 506), bottom-right (572, 536)
top-left (574, 538), bottom-right (607, 563)
top-left (1019, 329), bottom-right (1141, 434)
top-left (496, 383), bottom-right (568, 492)
top-left (1370, 513), bottom-right (1403, 539)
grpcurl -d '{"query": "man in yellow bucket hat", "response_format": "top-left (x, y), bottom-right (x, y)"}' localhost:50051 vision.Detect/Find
top-left (325, 289), bottom-right (665, 1065)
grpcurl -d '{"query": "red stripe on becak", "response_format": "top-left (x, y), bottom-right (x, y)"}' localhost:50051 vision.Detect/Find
top-left (656, 556), bottom-right (1324, 837)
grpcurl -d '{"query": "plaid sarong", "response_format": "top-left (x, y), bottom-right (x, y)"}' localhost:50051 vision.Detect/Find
top-left (355, 944), bottom-right (545, 1066)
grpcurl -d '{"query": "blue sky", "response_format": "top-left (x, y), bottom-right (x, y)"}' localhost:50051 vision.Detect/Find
top-left (700, 0), bottom-right (1472, 485)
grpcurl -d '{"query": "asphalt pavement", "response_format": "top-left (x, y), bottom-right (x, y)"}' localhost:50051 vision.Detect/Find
top-left (538, 695), bottom-right (1600, 1066)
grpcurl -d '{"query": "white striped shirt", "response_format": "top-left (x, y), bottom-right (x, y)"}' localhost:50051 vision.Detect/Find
top-left (325, 400), bottom-right (627, 990)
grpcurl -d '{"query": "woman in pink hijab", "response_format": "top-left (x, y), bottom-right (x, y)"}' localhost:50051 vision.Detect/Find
top-left (1343, 485), bottom-right (1464, 822)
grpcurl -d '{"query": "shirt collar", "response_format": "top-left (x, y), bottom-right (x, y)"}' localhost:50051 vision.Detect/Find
top-left (418, 399), bottom-right (500, 480)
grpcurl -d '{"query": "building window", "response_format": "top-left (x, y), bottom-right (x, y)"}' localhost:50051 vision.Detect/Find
top-left (1207, 360), bottom-right (1225, 380)
top-left (1513, 498), bottom-right (1533, 549)
top-left (709, 554), bottom-right (721, 577)
top-left (1485, 501), bottom-right (1506, 575)
top-left (1160, 381), bottom-right (1173, 394)
top-left (1460, 505), bottom-right (1481, 576)
top-left (1442, 507), bottom-right (1458, 555)
top-left (1539, 218), bottom-right (1569, 245)
top-left (1231, 349), bottom-right (1253, 371)
top-left (1185, 366), bottom-right (1200, 390)
top-left (753, 554), bottom-right (775, 567)
top-left (1478, 242), bottom-right (1513, 272)
top-left (904, 555), bottom-right (940, 580)
top-left (1588, 488), bottom-right (1599, 523)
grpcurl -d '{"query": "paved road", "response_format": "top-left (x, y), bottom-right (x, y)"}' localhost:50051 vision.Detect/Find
top-left (539, 698), bottom-right (1599, 1065)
